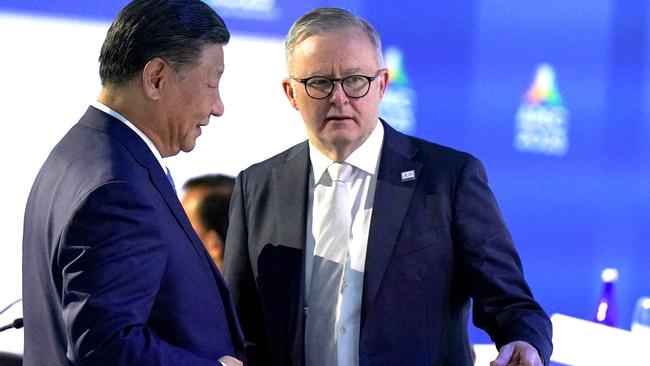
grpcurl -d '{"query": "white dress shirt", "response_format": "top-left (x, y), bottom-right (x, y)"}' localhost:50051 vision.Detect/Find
top-left (306, 121), bottom-right (384, 366)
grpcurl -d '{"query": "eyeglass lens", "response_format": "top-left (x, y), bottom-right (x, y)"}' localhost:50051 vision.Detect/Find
top-left (305, 75), bottom-right (372, 99)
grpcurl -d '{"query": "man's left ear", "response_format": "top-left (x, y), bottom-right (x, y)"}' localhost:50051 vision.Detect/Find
top-left (142, 57), bottom-right (168, 101)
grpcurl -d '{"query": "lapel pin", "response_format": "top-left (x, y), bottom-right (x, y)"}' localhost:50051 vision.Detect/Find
top-left (401, 170), bottom-right (416, 182)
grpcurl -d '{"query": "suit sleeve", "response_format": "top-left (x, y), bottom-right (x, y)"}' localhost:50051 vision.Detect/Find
top-left (58, 181), bottom-right (219, 366)
top-left (452, 156), bottom-right (553, 364)
top-left (223, 173), bottom-right (270, 365)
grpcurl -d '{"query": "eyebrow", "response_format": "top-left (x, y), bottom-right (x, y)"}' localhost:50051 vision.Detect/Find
top-left (304, 67), bottom-right (365, 78)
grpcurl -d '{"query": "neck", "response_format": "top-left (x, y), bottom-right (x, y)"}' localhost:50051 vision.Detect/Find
top-left (97, 85), bottom-right (171, 157)
top-left (311, 122), bottom-right (378, 162)
top-left (315, 144), bottom-right (355, 162)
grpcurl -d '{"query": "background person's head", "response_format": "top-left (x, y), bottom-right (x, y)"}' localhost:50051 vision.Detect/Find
top-left (281, 8), bottom-right (389, 161)
top-left (182, 174), bottom-right (235, 272)
top-left (98, 0), bottom-right (230, 157)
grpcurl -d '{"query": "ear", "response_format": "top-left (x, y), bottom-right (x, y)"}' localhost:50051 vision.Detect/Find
top-left (378, 68), bottom-right (390, 99)
top-left (142, 58), bottom-right (169, 101)
top-left (282, 78), bottom-right (299, 110)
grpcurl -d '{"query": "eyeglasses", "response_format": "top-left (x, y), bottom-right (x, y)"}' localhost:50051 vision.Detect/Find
top-left (291, 70), bottom-right (384, 99)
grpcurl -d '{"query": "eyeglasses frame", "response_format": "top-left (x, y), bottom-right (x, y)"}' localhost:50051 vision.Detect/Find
top-left (290, 69), bottom-right (386, 100)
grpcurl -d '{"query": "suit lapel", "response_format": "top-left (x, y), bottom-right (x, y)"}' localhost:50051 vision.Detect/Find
top-left (271, 142), bottom-right (310, 362)
top-left (79, 107), bottom-right (228, 287)
top-left (272, 142), bottom-right (311, 252)
top-left (80, 106), bottom-right (245, 347)
top-left (361, 121), bottom-right (422, 330)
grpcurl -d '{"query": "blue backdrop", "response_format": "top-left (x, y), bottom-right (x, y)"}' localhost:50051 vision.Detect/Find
top-left (2, 0), bottom-right (648, 345)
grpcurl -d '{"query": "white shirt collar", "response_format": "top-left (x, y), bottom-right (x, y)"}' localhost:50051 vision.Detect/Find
top-left (309, 120), bottom-right (384, 184)
top-left (92, 101), bottom-right (167, 173)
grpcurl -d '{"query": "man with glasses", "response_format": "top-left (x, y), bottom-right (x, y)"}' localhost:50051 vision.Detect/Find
top-left (224, 7), bottom-right (552, 366)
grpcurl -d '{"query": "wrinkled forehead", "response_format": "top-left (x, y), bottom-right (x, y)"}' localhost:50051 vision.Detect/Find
top-left (291, 28), bottom-right (380, 70)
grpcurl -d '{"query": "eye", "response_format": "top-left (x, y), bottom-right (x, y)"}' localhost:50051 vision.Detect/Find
top-left (306, 77), bottom-right (332, 91)
top-left (344, 75), bottom-right (366, 88)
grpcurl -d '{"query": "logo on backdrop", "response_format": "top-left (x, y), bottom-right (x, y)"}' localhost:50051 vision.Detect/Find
top-left (380, 47), bottom-right (417, 134)
top-left (514, 63), bottom-right (569, 156)
top-left (206, 0), bottom-right (278, 20)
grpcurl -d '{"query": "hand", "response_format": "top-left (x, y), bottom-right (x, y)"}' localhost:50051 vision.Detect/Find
top-left (218, 355), bottom-right (244, 366)
top-left (490, 341), bottom-right (543, 366)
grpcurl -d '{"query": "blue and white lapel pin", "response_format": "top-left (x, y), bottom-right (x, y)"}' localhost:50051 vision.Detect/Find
top-left (401, 170), bottom-right (416, 182)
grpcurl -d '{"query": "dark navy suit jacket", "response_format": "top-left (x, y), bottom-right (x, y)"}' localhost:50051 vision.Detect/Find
top-left (224, 120), bottom-right (552, 366)
top-left (22, 106), bottom-right (245, 365)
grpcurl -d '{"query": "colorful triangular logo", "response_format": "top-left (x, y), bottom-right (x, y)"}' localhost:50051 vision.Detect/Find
top-left (523, 63), bottom-right (563, 106)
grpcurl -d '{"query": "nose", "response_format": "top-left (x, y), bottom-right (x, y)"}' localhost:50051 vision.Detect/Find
top-left (328, 82), bottom-right (349, 106)
top-left (211, 94), bottom-right (224, 117)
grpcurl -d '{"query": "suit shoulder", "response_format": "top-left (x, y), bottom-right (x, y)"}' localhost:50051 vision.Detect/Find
top-left (32, 123), bottom-right (149, 207)
top-left (405, 133), bottom-right (479, 168)
top-left (55, 124), bottom-right (141, 176)
top-left (239, 141), bottom-right (308, 179)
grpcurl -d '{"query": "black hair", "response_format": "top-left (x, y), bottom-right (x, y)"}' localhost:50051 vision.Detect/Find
top-left (99, 0), bottom-right (229, 86)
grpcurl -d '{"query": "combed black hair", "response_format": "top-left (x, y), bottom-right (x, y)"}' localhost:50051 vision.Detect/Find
top-left (99, 0), bottom-right (229, 86)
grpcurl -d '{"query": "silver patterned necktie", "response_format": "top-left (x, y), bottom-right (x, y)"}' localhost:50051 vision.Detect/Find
top-left (306, 162), bottom-right (354, 366)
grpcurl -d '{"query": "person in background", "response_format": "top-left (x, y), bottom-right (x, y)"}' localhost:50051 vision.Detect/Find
top-left (21, 1), bottom-right (244, 365)
top-left (182, 174), bottom-right (236, 272)
top-left (224, 7), bottom-right (552, 366)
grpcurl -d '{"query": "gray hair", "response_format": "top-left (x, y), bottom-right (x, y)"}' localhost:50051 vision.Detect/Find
top-left (285, 7), bottom-right (383, 73)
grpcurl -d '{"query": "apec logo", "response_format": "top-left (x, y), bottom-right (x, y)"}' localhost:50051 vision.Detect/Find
top-left (380, 47), bottom-right (416, 134)
top-left (514, 63), bottom-right (569, 156)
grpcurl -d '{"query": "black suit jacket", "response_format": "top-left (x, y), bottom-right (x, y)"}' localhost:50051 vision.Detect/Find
top-left (22, 106), bottom-right (245, 365)
top-left (224, 120), bottom-right (552, 366)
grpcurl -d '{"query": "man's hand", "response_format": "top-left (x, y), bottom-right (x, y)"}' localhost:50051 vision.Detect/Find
top-left (490, 341), bottom-right (543, 366)
top-left (218, 355), bottom-right (244, 366)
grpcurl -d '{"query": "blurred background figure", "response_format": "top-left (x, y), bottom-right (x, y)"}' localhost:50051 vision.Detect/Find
top-left (182, 174), bottom-right (236, 272)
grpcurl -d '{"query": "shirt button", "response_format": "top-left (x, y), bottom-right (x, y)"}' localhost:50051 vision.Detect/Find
top-left (340, 326), bottom-right (346, 334)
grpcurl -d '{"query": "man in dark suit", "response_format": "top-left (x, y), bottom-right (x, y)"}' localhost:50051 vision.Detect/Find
top-left (22, 1), bottom-right (244, 365)
top-left (224, 7), bottom-right (552, 366)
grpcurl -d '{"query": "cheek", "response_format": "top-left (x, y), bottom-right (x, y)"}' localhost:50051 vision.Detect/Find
top-left (298, 104), bottom-right (325, 129)
top-left (300, 98), bottom-right (328, 116)
top-left (200, 89), bottom-right (220, 112)
top-left (355, 98), bottom-right (380, 119)
top-left (293, 92), bottom-right (308, 109)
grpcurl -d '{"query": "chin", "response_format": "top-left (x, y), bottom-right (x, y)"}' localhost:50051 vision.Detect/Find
top-left (326, 126), bottom-right (361, 141)
top-left (180, 142), bottom-right (198, 153)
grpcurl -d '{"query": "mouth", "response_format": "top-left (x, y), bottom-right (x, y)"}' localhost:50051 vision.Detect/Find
top-left (325, 115), bottom-right (354, 123)
top-left (197, 121), bottom-right (209, 130)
